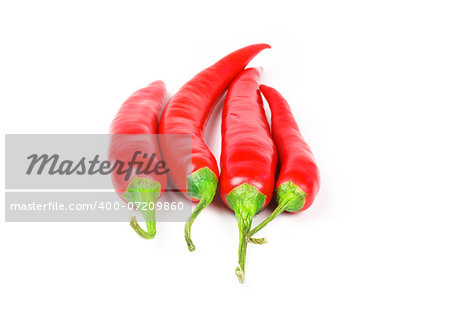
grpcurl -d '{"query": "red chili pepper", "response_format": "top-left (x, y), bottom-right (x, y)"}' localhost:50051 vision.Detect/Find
top-left (158, 44), bottom-right (270, 251)
top-left (109, 80), bottom-right (167, 239)
top-left (247, 84), bottom-right (320, 242)
top-left (219, 68), bottom-right (277, 283)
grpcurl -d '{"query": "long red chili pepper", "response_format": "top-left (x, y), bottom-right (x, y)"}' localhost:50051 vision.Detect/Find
top-left (109, 80), bottom-right (167, 239)
top-left (219, 68), bottom-right (277, 283)
top-left (158, 44), bottom-right (270, 251)
top-left (247, 84), bottom-right (320, 241)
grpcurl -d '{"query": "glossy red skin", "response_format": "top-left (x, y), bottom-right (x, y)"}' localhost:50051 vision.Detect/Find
top-left (108, 80), bottom-right (167, 196)
top-left (158, 44), bottom-right (270, 199)
top-left (260, 85), bottom-right (320, 211)
top-left (220, 68), bottom-right (277, 209)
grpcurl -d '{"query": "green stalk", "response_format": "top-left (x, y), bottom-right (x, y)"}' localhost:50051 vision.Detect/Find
top-left (235, 211), bottom-right (253, 283)
top-left (184, 196), bottom-right (213, 251)
top-left (247, 181), bottom-right (306, 243)
top-left (122, 177), bottom-right (161, 239)
top-left (226, 183), bottom-right (266, 283)
top-left (184, 167), bottom-right (218, 251)
top-left (246, 204), bottom-right (288, 244)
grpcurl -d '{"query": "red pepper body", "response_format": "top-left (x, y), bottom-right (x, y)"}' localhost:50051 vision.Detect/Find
top-left (158, 44), bottom-right (270, 251)
top-left (109, 80), bottom-right (165, 136)
top-left (260, 84), bottom-right (320, 211)
top-left (220, 68), bottom-right (277, 207)
top-left (158, 44), bottom-right (270, 198)
top-left (108, 80), bottom-right (167, 239)
top-left (219, 68), bottom-right (277, 283)
top-left (245, 85), bottom-right (320, 244)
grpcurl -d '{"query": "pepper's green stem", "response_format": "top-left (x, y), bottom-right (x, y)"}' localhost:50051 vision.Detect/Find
top-left (122, 177), bottom-right (161, 239)
top-left (246, 204), bottom-right (289, 241)
top-left (184, 167), bottom-right (218, 251)
top-left (226, 183), bottom-right (266, 283)
top-left (184, 197), bottom-right (213, 251)
top-left (247, 181), bottom-right (306, 240)
top-left (235, 212), bottom-right (253, 283)
top-left (246, 236), bottom-right (267, 244)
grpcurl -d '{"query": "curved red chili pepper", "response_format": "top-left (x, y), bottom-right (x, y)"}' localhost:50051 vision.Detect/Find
top-left (219, 68), bottom-right (277, 283)
top-left (158, 44), bottom-right (270, 251)
top-left (247, 84), bottom-right (320, 241)
top-left (109, 80), bottom-right (167, 239)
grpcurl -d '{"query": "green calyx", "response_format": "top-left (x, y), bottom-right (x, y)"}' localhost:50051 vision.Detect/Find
top-left (276, 181), bottom-right (307, 211)
top-left (247, 181), bottom-right (306, 243)
top-left (184, 167), bottom-right (218, 252)
top-left (226, 183), bottom-right (266, 283)
top-left (122, 177), bottom-right (161, 240)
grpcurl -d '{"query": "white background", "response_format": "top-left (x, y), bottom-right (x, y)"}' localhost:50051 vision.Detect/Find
top-left (1, 0), bottom-right (449, 314)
